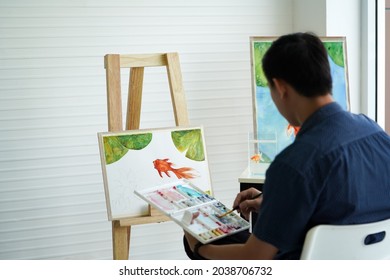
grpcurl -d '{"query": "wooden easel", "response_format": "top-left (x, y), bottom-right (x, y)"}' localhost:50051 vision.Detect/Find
top-left (104, 53), bottom-right (190, 260)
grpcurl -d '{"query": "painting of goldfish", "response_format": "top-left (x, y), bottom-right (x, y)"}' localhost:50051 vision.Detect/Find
top-left (98, 126), bottom-right (212, 219)
top-left (153, 158), bottom-right (198, 179)
top-left (250, 153), bottom-right (262, 163)
top-left (252, 37), bottom-right (349, 161)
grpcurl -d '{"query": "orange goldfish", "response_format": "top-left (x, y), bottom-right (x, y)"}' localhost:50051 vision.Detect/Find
top-left (250, 153), bottom-right (262, 163)
top-left (153, 158), bottom-right (197, 179)
top-left (286, 124), bottom-right (300, 137)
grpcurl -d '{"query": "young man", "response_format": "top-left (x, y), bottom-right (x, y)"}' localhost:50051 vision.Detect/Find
top-left (184, 32), bottom-right (390, 259)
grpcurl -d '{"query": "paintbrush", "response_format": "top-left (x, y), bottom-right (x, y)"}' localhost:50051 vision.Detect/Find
top-left (217, 192), bottom-right (263, 218)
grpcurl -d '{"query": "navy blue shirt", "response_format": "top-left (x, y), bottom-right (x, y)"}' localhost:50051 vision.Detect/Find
top-left (252, 102), bottom-right (390, 259)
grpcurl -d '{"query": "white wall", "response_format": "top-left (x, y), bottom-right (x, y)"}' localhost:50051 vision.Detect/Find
top-left (326, 0), bottom-right (361, 114)
top-left (386, 0), bottom-right (390, 132)
top-left (0, 0), bottom-right (294, 260)
top-left (361, 0), bottom-right (378, 120)
top-left (293, 0), bottom-right (363, 114)
top-left (293, 0), bottom-right (327, 35)
top-left (377, 0), bottom-right (387, 129)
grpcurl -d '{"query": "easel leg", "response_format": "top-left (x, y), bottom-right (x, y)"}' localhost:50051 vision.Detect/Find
top-left (112, 221), bottom-right (131, 260)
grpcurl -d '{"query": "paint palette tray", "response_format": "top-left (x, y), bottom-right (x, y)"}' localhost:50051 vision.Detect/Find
top-left (135, 180), bottom-right (250, 244)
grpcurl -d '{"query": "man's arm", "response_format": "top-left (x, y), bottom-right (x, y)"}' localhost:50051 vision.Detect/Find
top-left (185, 231), bottom-right (278, 260)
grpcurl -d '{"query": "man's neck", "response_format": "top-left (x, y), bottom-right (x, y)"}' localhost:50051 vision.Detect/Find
top-left (294, 93), bottom-right (334, 126)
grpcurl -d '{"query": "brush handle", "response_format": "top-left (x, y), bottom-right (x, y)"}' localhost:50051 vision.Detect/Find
top-left (250, 192), bottom-right (263, 200)
top-left (219, 192), bottom-right (263, 217)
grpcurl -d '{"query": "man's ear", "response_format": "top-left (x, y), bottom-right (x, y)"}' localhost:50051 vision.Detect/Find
top-left (272, 78), bottom-right (288, 99)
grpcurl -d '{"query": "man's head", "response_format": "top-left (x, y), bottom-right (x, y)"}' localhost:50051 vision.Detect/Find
top-left (262, 32), bottom-right (332, 98)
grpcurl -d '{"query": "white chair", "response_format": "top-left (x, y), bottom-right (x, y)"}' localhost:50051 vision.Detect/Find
top-left (300, 218), bottom-right (390, 259)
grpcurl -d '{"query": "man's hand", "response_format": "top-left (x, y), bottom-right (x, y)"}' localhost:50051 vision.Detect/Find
top-left (232, 187), bottom-right (263, 220)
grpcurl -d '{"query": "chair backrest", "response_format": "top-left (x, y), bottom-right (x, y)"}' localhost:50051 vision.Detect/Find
top-left (300, 218), bottom-right (390, 259)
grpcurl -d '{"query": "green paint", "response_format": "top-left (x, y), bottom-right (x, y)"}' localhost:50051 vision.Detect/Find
top-left (171, 129), bottom-right (205, 161)
top-left (323, 42), bottom-right (345, 67)
top-left (117, 134), bottom-right (152, 150)
top-left (253, 41), bottom-right (272, 87)
top-left (253, 40), bottom-right (345, 88)
top-left (104, 133), bottom-right (152, 164)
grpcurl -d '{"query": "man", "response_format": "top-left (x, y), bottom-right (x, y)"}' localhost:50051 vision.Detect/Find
top-left (184, 32), bottom-right (390, 259)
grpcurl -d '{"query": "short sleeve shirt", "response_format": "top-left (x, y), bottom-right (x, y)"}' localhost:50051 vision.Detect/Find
top-left (252, 102), bottom-right (390, 259)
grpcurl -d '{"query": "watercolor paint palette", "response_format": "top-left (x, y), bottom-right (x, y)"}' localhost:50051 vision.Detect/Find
top-left (135, 180), bottom-right (250, 244)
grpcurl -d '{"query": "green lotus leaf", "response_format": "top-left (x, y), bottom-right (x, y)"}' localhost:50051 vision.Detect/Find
top-left (103, 133), bottom-right (152, 164)
top-left (253, 41), bottom-right (272, 87)
top-left (117, 133), bottom-right (152, 150)
top-left (323, 42), bottom-right (344, 67)
top-left (103, 136), bottom-right (128, 165)
top-left (171, 129), bottom-right (205, 161)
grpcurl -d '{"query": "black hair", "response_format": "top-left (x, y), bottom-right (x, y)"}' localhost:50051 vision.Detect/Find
top-left (262, 32), bottom-right (332, 97)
